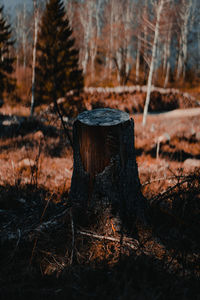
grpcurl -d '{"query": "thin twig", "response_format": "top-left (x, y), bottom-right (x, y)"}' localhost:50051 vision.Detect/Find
top-left (34, 209), bottom-right (68, 233)
top-left (53, 98), bottom-right (73, 148)
top-left (30, 193), bottom-right (55, 264)
top-left (150, 175), bottom-right (196, 204)
top-left (9, 229), bottom-right (21, 261)
top-left (70, 208), bottom-right (75, 264)
top-left (30, 237), bottom-right (38, 265)
top-left (142, 175), bottom-right (182, 187)
top-left (33, 139), bottom-right (43, 188)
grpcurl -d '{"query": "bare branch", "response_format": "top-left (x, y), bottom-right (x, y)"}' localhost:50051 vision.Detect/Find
top-left (77, 230), bottom-right (139, 251)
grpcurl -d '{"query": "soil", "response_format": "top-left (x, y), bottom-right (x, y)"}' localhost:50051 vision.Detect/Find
top-left (0, 98), bottom-right (199, 299)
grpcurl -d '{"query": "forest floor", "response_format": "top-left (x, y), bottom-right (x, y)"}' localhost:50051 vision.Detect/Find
top-left (0, 100), bottom-right (200, 299)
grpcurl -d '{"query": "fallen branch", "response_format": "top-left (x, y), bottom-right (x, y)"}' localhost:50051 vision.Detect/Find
top-left (0, 209), bottom-right (69, 244)
top-left (77, 230), bottom-right (139, 251)
top-left (34, 208), bottom-right (68, 233)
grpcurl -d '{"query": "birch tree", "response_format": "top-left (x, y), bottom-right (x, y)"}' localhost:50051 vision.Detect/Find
top-left (22, 3), bottom-right (27, 69)
top-left (142, 0), bottom-right (169, 126)
top-left (176, 0), bottom-right (194, 80)
top-left (78, 0), bottom-right (102, 78)
top-left (135, 32), bottom-right (141, 83)
top-left (78, 1), bottom-right (90, 74)
top-left (90, 0), bottom-right (102, 79)
top-left (142, 0), bottom-right (149, 81)
top-left (14, 3), bottom-right (32, 72)
top-left (15, 13), bottom-right (20, 73)
top-left (103, 0), bottom-right (133, 84)
top-left (102, 0), bottom-right (120, 79)
top-left (107, 0), bottom-right (114, 78)
top-left (30, 0), bottom-right (39, 116)
top-left (198, 31), bottom-right (200, 71)
top-left (163, 19), bottom-right (173, 88)
top-left (112, 0), bottom-right (133, 85)
top-left (134, 0), bottom-right (147, 83)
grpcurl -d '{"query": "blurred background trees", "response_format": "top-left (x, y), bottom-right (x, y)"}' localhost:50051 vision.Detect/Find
top-left (0, 5), bottom-right (15, 103)
top-left (1, 0), bottom-right (199, 105)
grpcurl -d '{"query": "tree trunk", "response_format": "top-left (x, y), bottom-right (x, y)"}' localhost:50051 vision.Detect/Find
top-left (142, 0), bottom-right (164, 126)
top-left (136, 35), bottom-right (141, 83)
top-left (70, 108), bottom-right (147, 230)
top-left (22, 3), bottom-right (27, 70)
top-left (30, 0), bottom-right (39, 117)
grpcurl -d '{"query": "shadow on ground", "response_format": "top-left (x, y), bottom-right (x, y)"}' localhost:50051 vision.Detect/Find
top-left (1, 248), bottom-right (199, 299)
top-left (0, 174), bottom-right (199, 299)
top-left (0, 114), bottom-right (59, 139)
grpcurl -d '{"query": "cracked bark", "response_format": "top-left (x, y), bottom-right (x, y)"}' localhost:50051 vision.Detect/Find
top-left (69, 108), bottom-right (148, 230)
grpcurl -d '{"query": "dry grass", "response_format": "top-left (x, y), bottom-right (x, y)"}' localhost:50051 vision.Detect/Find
top-left (0, 100), bottom-right (199, 299)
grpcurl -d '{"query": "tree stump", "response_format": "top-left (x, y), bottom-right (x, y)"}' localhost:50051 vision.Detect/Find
top-left (69, 108), bottom-right (147, 230)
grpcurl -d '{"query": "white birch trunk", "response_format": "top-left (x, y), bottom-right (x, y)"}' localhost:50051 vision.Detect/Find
top-left (162, 23), bottom-right (172, 73)
top-left (163, 43), bottom-right (167, 73)
top-left (125, 44), bottom-right (131, 80)
top-left (90, 41), bottom-right (97, 80)
top-left (16, 13), bottom-right (20, 74)
top-left (182, 20), bottom-right (189, 79)
top-left (22, 3), bottom-right (27, 70)
top-left (143, 0), bottom-right (148, 76)
top-left (164, 60), bottom-right (170, 88)
top-left (163, 22), bottom-right (172, 86)
top-left (89, 1), bottom-right (100, 80)
top-left (108, 0), bottom-right (114, 77)
top-left (136, 35), bottom-right (141, 83)
top-left (116, 50), bottom-right (122, 84)
top-left (176, 0), bottom-right (192, 80)
top-left (142, 0), bottom-right (165, 126)
top-left (124, 2), bottom-right (132, 82)
top-left (96, 0), bottom-right (102, 39)
top-left (79, 2), bottom-right (91, 75)
top-left (176, 39), bottom-right (183, 80)
top-left (82, 50), bottom-right (89, 75)
top-left (30, 0), bottom-right (39, 116)
top-left (111, 0), bottom-right (132, 85)
top-left (198, 30), bottom-right (200, 70)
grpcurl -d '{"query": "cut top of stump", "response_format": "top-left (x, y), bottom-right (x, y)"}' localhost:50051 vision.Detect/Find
top-left (77, 108), bottom-right (130, 126)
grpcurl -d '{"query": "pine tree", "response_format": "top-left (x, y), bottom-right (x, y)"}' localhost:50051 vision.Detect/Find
top-left (35, 0), bottom-right (83, 107)
top-left (0, 6), bottom-right (15, 101)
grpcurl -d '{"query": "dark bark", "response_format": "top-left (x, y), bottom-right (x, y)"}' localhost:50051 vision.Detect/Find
top-left (69, 108), bottom-right (148, 230)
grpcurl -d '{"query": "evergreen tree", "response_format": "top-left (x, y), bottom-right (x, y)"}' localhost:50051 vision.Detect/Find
top-left (35, 0), bottom-right (83, 106)
top-left (0, 6), bottom-right (15, 101)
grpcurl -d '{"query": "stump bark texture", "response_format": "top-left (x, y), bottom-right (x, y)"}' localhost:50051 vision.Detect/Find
top-left (70, 108), bottom-right (147, 226)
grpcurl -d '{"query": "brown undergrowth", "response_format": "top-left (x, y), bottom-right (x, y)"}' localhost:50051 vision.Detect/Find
top-left (0, 171), bottom-right (199, 299)
top-left (0, 103), bottom-right (200, 299)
